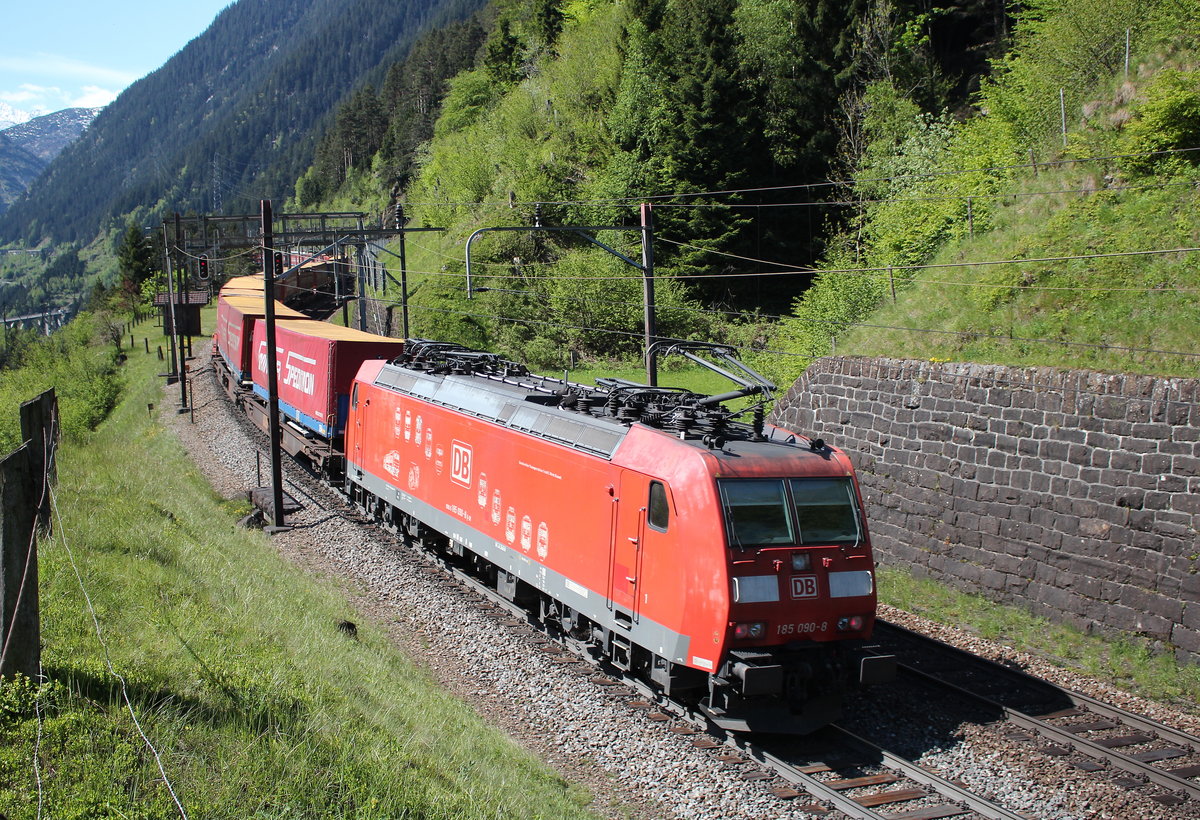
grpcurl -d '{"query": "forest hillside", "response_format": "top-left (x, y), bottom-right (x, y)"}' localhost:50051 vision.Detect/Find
top-left (295, 0), bottom-right (1200, 383)
top-left (0, 0), bottom-right (484, 246)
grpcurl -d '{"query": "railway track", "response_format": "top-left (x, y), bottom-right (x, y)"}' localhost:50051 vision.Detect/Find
top-left (411, 543), bottom-right (1034, 819)
top-left (200, 357), bottom-right (1173, 819)
top-left (229, 417), bottom-right (1088, 818)
top-left (226, 412), bottom-right (1178, 818)
top-left (733, 726), bottom-right (1030, 819)
top-left (873, 620), bottom-right (1200, 811)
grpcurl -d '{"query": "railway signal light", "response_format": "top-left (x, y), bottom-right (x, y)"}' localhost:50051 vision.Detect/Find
top-left (273, 252), bottom-right (284, 279)
top-left (197, 255), bottom-right (209, 280)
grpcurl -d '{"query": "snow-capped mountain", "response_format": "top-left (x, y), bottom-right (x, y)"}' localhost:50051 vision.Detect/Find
top-left (3, 108), bottom-right (101, 161)
top-left (0, 107), bottom-right (101, 213)
top-left (0, 102), bottom-right (38, 131)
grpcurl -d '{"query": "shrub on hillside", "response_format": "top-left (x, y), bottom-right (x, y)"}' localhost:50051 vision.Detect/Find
top-left (0, 312), bottom-right (124, 453)
top-left (1119, 70), bottom-right (1200, 177)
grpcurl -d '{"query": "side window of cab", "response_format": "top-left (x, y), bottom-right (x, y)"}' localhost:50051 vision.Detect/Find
top-left (648, 481), bottom-right (670, 532)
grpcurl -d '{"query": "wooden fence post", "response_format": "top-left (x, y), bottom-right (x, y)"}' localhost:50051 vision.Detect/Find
top-left (0, 444), bottom-right (38, 680)
top-left (20, 388), bottom-right (57, 529)
top-left (1, 389), bottom-right (56, 679)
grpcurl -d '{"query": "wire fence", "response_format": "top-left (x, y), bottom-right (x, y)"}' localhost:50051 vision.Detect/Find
top-left (0, 389), bottom-right (189, 819)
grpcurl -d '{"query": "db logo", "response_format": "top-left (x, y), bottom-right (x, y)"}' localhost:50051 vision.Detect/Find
top-left (451, 441), bottom-right (472, 487)
top-left (791, 575), bottom-right (819, 599)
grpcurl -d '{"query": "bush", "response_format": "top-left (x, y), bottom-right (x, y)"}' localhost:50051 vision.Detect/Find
top-left (0, 312), bottom-right (124, 453)
top-left (1119, 69), bottom-right (1200, 177)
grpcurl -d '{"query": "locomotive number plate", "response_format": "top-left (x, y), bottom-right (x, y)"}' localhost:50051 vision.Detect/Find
top-left (791, 575), bottom-right (819, 599)
top-left (776, 621), bottom-right (828, 636)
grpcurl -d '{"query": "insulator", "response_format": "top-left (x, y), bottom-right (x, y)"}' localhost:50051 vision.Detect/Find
top-left (640, 410), bottom-right (667, 428)
top-left (663, 407), bottom-right (694, 435)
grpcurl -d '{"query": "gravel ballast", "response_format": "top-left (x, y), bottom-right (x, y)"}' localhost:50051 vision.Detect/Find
top-left (166, 348), bottom-right (1197, 820)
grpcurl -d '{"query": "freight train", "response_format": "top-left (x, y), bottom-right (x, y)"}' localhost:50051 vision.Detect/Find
top-left (213, 276), bottom-right (893, 733)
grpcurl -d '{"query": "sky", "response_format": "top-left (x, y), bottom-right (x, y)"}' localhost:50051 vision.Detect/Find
top-left (1, 1), bottom-right (233, 121)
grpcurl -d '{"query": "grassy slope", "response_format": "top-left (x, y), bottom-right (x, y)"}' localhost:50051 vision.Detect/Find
top-left (835, 170), bottom-right (1200, 377)
top-left (878, 567), bottom-right (1200, 711)
top-left (0, 324), bottom-right (600, 819)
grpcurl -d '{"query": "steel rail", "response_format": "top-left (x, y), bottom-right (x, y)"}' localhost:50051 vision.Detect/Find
top-left (878, 620), bottom-right (1200, 804)
top-left (738, 725), bottom-right (1030, 820)
top-left (821, 726), bottom-right (1028, 819)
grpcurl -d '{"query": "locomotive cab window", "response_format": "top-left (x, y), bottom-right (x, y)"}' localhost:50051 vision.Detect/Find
top-left (719, 480), bottom-right (792, 546)
top-left (720, 478), bottom-right (861, 548)
top-left (790, 478), bottom-right (860, 545)
top-left (351, 383), bottom-right (359, 409)
top-left (648, 481), bottom-right (670, 532)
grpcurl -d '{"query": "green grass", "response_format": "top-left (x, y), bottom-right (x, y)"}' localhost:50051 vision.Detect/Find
top-left (0, 327), bottom-right (602, 819)
top-left (878, 567), bottom-right (1200, 712)
top-left (835, 169), bottom-right (1200, 378)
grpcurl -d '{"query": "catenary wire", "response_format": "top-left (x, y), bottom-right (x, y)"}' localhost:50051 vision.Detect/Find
top-left (655, 238), bottom-right (1200, 281)
top-left (351, 294), bottom-right (1200, 362)
top-left (286, 268), bottom-right (1200, 361)
top-left (297, 238), bottom-right (1200, 287)
top-left (640, 176), bottom-right (1200, 210)
top-left (398, 143), bottom-right (1200, 209)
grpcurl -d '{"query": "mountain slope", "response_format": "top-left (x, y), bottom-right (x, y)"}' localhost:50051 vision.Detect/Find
top-left (2, 108), bottom-right (100, 163)
top-left (0, 103), bottom-right (33, 130)
top-left (0, 133), bottom-right (44, 213)
top-left (0, 0), bottom-right (485, 244)
top-left (773, 0), bottom-right (1200, 383)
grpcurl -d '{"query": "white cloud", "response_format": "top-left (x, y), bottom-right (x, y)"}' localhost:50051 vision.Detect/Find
top-left (0, 84), bottom-right (62, 105)
top-left (70, 85), bottom-right (117, 108)
top-left (0, 53), bottom-right (139, 87)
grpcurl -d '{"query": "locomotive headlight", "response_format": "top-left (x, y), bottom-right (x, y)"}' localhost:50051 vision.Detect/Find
top-left (836, 615), bottom-right (866, 632)
top-left (733, 622), bottom-right (766, 640)
top-left (791, 553), bottom-right (811, 572)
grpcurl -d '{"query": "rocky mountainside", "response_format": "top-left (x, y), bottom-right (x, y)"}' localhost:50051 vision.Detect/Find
top-left (0, 102), bottom-right (39, 130)
top-left (3, 108), bottom-right (100, 162)
top-left (0, 102), bottom-right (35, 130)
top-left (0, 133), bottom-right (43, 212)
top-left (0, 108), bottom-right (100, 214)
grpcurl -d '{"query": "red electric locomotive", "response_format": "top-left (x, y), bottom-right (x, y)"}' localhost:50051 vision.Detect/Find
top-left (345, 341), bottom-right (893, 733)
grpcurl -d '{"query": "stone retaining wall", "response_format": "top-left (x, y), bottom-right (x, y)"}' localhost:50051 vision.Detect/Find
top-left (771, 357), bottom-right (1200, 662)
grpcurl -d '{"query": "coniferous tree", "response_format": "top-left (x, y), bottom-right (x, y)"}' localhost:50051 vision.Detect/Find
top-left (532, 0), bottom-right (565, 52)
top-left (484, 20), bottom-right (525, 84)
top-left (116, 224), bottom-right (156, 305)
